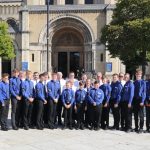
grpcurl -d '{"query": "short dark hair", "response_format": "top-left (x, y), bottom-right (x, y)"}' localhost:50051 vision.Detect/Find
top-left (2, 73), bottom-right (9, 78)
top-left (39, 73), bottom-right (44, 78)
top-left (12, 69), bottom-right (19, 73)
top-left (94, 80), bottom-right (99, 85)
top-left (79, 81), bottom-right (84, 86)
top-left (112, 73), bottom-right (119, 77)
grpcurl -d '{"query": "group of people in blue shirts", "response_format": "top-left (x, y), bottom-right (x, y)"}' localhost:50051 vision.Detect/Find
top-left (0, 69), bottom-right (149, 134)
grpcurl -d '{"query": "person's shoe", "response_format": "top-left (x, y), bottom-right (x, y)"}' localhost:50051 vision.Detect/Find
top-left (89, 126), bottom-right (94, 130)
top-left (62, 125), bottom-right (67, 130)
top-left (1, 127), bottom-right (8, 131)
top-left (138, 129), bottom-right (143, 134)
top-left (94, 127), bottom-right (100, 131)
top-left (110, 126), bottom-right (116, 130)
top-left (144, 129), bottom-right (150, 133)
top-left (125, 129), bottom-right (131, 133)
top-left (69, 126), bottom-right (73, 130)
top-left (36, 126), bottom-right (43, 130)
top-left (12, 126), bottom-right (19, 130)
top-left (24, 126), bottom-right (29, 130)
top-left (116, 127), bottom-right (120, 130)
top-left (80, 125), bottom-right (85, 130)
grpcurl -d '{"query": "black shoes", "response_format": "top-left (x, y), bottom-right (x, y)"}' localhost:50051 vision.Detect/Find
top-left (24, 126), bottom-right (29, 130)
top-left (12, 126), bottom-right (19, 130)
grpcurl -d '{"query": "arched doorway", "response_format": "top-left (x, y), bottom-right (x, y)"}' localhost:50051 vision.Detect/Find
top-left (52, 28), bottom-right (84, 77)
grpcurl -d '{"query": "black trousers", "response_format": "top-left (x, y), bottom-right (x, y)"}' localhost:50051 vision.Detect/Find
top-left (109, 99), bottom-right (120, 128)
top-left (120, 101), bottom-right (132, 130)
top-left (101, 101), bottom-right (109, 128)
top-left (90, 104), bottom-right (102, 128)
top-left (11, 97), bottom-right (18, 128)
top-left (146, 106), bottom-right (150, 130)
top-left (76, 102), bottom-right (86, 127)
top-left (36, 100), bottom-right (44, 128)
top-left (31, 99), bottom-right (37, 127)
top-left (16, 99), bottom-right (24, 127)
top-left (0, 100), bottom-right (10, 129)
top-left (43, 100), bottom-right (48, 125)
top-left (23, 99), bottom-right (33, 127)
top-left (64, 106), bottom-right (73, 127)
top-left (56, 96), bottom-right (63, 124)
top-left (133, 99), bottom-right (144, 130)
top-left (47, 100), bottom-right (57, 126)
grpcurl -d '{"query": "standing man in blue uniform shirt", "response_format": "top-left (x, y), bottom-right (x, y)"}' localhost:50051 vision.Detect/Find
top-left (120, 73), bottom-right (134, 132)
top-left (47, 73), bottom-right (60, 129)
top-left (133, 69), bottom-right (146, 133)
top-left (9, 69), bottom-right (21, 130)
top-left (35, 73), bottom-right (47, 130)
top-left (62, 81), bottom-right (75, 130)
top-left (145, 76), bottom-right (150, 133)
top-left (88, 81), bottom-right (104, 130)
top-left (74, 81), bottom-right (87, 130)
top-left (21, 70), bottom-right (35, 130)
top-left (0, 73), bottom-right (10, 131)
top-left (100, 76), bottom-right (111, 130)
top-left (110, 73), bottom-right (122, 130)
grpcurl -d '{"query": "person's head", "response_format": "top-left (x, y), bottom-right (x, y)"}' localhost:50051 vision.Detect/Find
top-left (86, 79), bottom-right (91, 88)
top-left (119, 72), bottom-right (125, 81)
top-left (102, 75), bottom-right (108, 84)
top-left (33, 72), bottom-right (39, 80)
top-left (2, 73), bottom-right (9, 83)
top-left (66, 81), bottom-right (71, 89)
top-left (69, 79), bottom-right (74, 88)
top-left (43, 72), bottom-right (49, 81)
top-left (57, 72), bottom-right (63, 80)
top-left (39, 73), bottom-right (45, 82)
top-left (135, 69), bottom-right (142, 80)
top-left (19, 71), bottom-right (26, 79)
top-left (112, 73), bottom-right (119, 82)
top-left (81, 74), bottom-right (87, 82)
top-left (94, 80), bottom-right (100, 89)
top-left (52, 73), bottom-right (57, 81)
top-left (124, 73), bottom-right (130, 82)
top-left (26, 70), bottom-right (33, 80)
top-left (97, 72), bottom-right (102, 81)
top-left (79, 81), bottom-right (84, 89)
top-left (69, 72), bottom-right (75, 80)
top-left (12, 69), bottom-right (19, 77)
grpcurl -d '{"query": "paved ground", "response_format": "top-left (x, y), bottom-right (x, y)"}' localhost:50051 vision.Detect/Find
top-left (0, 113), bottom-right (150, 150)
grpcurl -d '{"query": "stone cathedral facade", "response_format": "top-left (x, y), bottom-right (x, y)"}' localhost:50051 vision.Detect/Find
top-left (0, 0), bottom-right (127, 77)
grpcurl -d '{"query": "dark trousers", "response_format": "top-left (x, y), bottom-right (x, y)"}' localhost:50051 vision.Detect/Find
top-left (36, 100), bottom-right (44, 128)
top-left (146, 106), bottom-right (150, 130)
top-left (23, 99), bottom-right (33, 127)
top-left (101, 101), bottom-right (109, 128)
top-left (47, 100), bottom-right (57, 126)
top-left (90, 104), bottom-right (102, 128)
top-left (76, 102), bottom-right (86, 127)
top-left (110, 99), bottom-right (120, 128)
top-left (0, 100), bottom-right (9, 129)
top-left (64, 106), bottom-right (73, 127)
top-left (11, 97), bottom-right (18, 128)
top-left (43, 100), bottom-right (48, 125)
top-left (133, 99), bottom-right (144, 130)
top-left (120, 101), bottom-right (132, 130)
top-left (57, 96), bottom-right (63, 124)
top-left (31, 99), bottom-right (37, 127)
top-left (16, 99), bottom-right (24, 127)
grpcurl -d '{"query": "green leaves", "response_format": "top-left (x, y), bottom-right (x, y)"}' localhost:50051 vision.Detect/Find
top-left (0, 22), bottom-right (15, 60)
top-left (101, 0), bottom-right (150, 74)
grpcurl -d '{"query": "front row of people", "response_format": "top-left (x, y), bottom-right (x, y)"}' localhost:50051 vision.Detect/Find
top-left (0, 69), bottom-right (149, 134)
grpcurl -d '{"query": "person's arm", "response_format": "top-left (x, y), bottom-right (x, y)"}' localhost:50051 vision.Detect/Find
top-left (141, 81), bottom-right (146, 104)
top-left (56, 83), bottom-right (61, 100)
top-left (0, 85), bottom-right (4, 105)
top-left (106, 85), bottom-right (111, 103)
top-left (47, 83), bottom-right (54, 100)
top-left (88, 90), bottom-right (95, 104)
top-left (21, 82), bottom-right (30, 100)
top-left (71, 90), bottom-right (75, 105)
top-left (116, 83), bottom-right (122, 104)
top-left (61, 90), bottom-right (66, 106)
top-left (9, 79), bottom-right (17, 97)
top-left (129, 82), bottom-right (134, 105)
top-left (96, 90), bottom-right (104, 105)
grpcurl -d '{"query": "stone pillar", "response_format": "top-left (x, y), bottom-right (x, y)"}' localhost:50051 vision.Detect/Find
top-left (56, 0), bottom-right (65, 5)
top-left (24, 0), bottom-right (45, 5)
top-left (20, 6), bottom-right (30, 70)
top-left (74, 0), bottom-right (84, 4)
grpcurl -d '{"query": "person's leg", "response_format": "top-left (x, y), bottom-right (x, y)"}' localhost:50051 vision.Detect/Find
top-left (36, 100), bottom-right (43, 129)
top-left (68, 106), bottom-right (73, 129)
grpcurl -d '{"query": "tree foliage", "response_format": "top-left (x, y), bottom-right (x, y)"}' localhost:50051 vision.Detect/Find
top-left (0, 21), bottom-right (15, 60)
top-left (101, 0), bottom-right (150, 74)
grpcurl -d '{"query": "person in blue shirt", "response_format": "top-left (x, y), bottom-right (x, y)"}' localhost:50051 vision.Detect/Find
top-left (21, 70), bottom-right (35, 130)
top-left (0, 73), bottom-right (10, 131)
top-left (61, 81), bottom-right (75, 130)
top-left (47, 73), bottom-right (60, 129)
top-left (133, 69), bottom-right (146, 133)
top-left (88, 81), bottom-right (104, 130)
top-left (9, 69), bottom-right (21, 130)
top-left (145, 77), bottom-right (150, 133)
top-left (100, 75), bottom-right (111, 130)
top-left (110, 73), bottom-right (122, 130)
top-left (120, 73), bottom-right (134, 133)
top-left (35, 73), bottom-right (47, 130)
top-left (84, 78), bottom-right (92, 128)
top-left (74, 81), bottom-right (87, 130)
